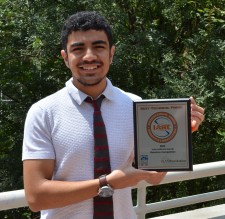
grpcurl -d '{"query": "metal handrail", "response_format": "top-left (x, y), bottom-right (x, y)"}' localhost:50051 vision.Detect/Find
top-left (133, 161), bottom-right (225, 219)
top-left (0, 189), bottom-right (27, 211)
top-left (1, 161), bottom-right (225, 219)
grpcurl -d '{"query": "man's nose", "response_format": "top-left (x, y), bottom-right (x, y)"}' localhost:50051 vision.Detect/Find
top-left (83, 48), bottom-right (97, 61)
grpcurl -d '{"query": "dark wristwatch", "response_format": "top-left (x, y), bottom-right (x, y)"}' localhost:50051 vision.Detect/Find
top-left (98, 175), bottom-right (114, 198)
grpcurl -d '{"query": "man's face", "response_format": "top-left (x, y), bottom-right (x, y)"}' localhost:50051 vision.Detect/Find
top-left (61, 30), bottom-right (115, 94)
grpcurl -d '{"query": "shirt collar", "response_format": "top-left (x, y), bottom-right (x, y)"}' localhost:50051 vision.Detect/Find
top-left (65, 78), bottom-right (115, 105)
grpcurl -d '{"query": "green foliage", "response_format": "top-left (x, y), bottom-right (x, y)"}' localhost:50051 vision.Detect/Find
top-left (0, 0), bottom-right (225, 218)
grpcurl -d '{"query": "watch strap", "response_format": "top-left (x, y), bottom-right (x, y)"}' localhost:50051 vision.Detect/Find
top-left (99, 175), bottom-right (108, 187)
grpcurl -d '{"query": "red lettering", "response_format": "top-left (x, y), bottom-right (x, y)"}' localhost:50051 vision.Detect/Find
top-left (153, 124), bottom-right (171, 130)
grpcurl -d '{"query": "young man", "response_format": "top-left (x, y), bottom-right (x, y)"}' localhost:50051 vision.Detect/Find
top-left (22, 11), bottom-right (205, 219)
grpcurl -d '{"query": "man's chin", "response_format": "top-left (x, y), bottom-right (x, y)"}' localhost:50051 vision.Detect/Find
top-left (77, 76), bottom-right (106, 87)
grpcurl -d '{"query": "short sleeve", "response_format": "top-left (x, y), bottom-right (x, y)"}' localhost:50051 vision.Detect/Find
top-left (22, 103), bottom-right (55, 160)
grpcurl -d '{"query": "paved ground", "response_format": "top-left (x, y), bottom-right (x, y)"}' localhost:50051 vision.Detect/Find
top-left (150, 204), bottom-right (225, 219)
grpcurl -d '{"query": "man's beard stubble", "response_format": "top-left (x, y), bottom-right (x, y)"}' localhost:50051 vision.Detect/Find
top-left (76, 73), bottom-right (107, 87)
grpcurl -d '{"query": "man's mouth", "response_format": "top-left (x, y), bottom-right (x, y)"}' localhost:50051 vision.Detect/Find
top-left (80, 65), bottom-right (99, 70)
top-left (78, 61), bottom-right (102, 70)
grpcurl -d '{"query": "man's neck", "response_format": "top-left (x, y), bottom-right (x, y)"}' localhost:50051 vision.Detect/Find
top-left (73, 78), bottom-right (107, 99)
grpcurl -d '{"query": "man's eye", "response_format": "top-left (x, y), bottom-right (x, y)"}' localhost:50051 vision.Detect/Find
top-left (95, 46), bottom-right (105, 49)
top-left (72, 47), bottom-right (83, 52)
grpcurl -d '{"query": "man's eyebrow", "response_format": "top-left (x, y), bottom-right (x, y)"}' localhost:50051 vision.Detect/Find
top-left (69, 40), bottom-right (107, 48)
top-left (70, 42), bottom-right (84, 47)
top-left (92, 40), bottom-right (107, 45)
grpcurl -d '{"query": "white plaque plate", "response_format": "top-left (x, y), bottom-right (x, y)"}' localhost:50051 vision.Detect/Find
top-left (133, 98), bottom-right (192, 171)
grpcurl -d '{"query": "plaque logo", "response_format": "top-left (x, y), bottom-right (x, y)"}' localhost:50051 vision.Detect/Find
top-left (147, 112), bottom-right (178, 143)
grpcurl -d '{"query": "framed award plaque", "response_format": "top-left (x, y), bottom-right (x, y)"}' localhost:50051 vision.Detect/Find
top-left (133, 98), bottom-right (192, 171)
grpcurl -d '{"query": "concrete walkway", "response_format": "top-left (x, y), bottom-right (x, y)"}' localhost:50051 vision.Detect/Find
top-left (150, 204), bottom-right (225, 219)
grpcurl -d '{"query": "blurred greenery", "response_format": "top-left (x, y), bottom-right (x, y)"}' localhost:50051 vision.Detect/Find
top-left (0, 0), bottom-right (224, 218)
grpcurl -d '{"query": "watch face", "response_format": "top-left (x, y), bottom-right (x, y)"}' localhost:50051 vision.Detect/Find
top-left (98, 186), bottom-right (114, 197)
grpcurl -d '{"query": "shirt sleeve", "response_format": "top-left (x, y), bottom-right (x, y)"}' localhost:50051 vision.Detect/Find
top-left (22, 103), bottom-right (55, 160)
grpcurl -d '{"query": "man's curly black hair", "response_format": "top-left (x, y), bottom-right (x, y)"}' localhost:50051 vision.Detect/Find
top-left (61, 11), bottom-right (113, 52)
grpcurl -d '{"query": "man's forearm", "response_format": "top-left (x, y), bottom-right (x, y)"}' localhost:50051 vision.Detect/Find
top-left (26, 179), bottom-right (99, 212)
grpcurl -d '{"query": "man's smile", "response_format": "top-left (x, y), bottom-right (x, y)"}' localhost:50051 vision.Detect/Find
top-left (79, 65), bottom-right (99, 70)
top-left (78, 61), bottom-right (102, 71)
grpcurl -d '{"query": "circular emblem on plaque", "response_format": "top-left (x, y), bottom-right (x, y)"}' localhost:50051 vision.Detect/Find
top-left (147, 112), bottom-right (178, 143)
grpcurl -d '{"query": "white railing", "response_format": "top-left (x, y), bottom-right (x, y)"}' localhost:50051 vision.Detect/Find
top-left (0, 189), bottom-right (27, 211)
top-left (1, 161), bottom-right (225, 219)
top-left (133, 161), bottom-right (225, 219)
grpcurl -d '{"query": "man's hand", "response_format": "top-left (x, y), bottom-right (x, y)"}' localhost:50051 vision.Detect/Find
top-left (190, 96), bottom-right (205, 132)
top-left (106, 153), bottom-right (166, 189)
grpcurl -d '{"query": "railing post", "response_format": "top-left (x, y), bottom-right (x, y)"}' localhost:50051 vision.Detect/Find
top-left (135, 181), bottom-right (147, 219)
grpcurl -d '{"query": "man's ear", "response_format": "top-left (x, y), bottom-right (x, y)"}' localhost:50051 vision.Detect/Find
top-left (110, 45), bottom-right (115, 64)
top-left (61, 50), bottom-right (70, 68)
